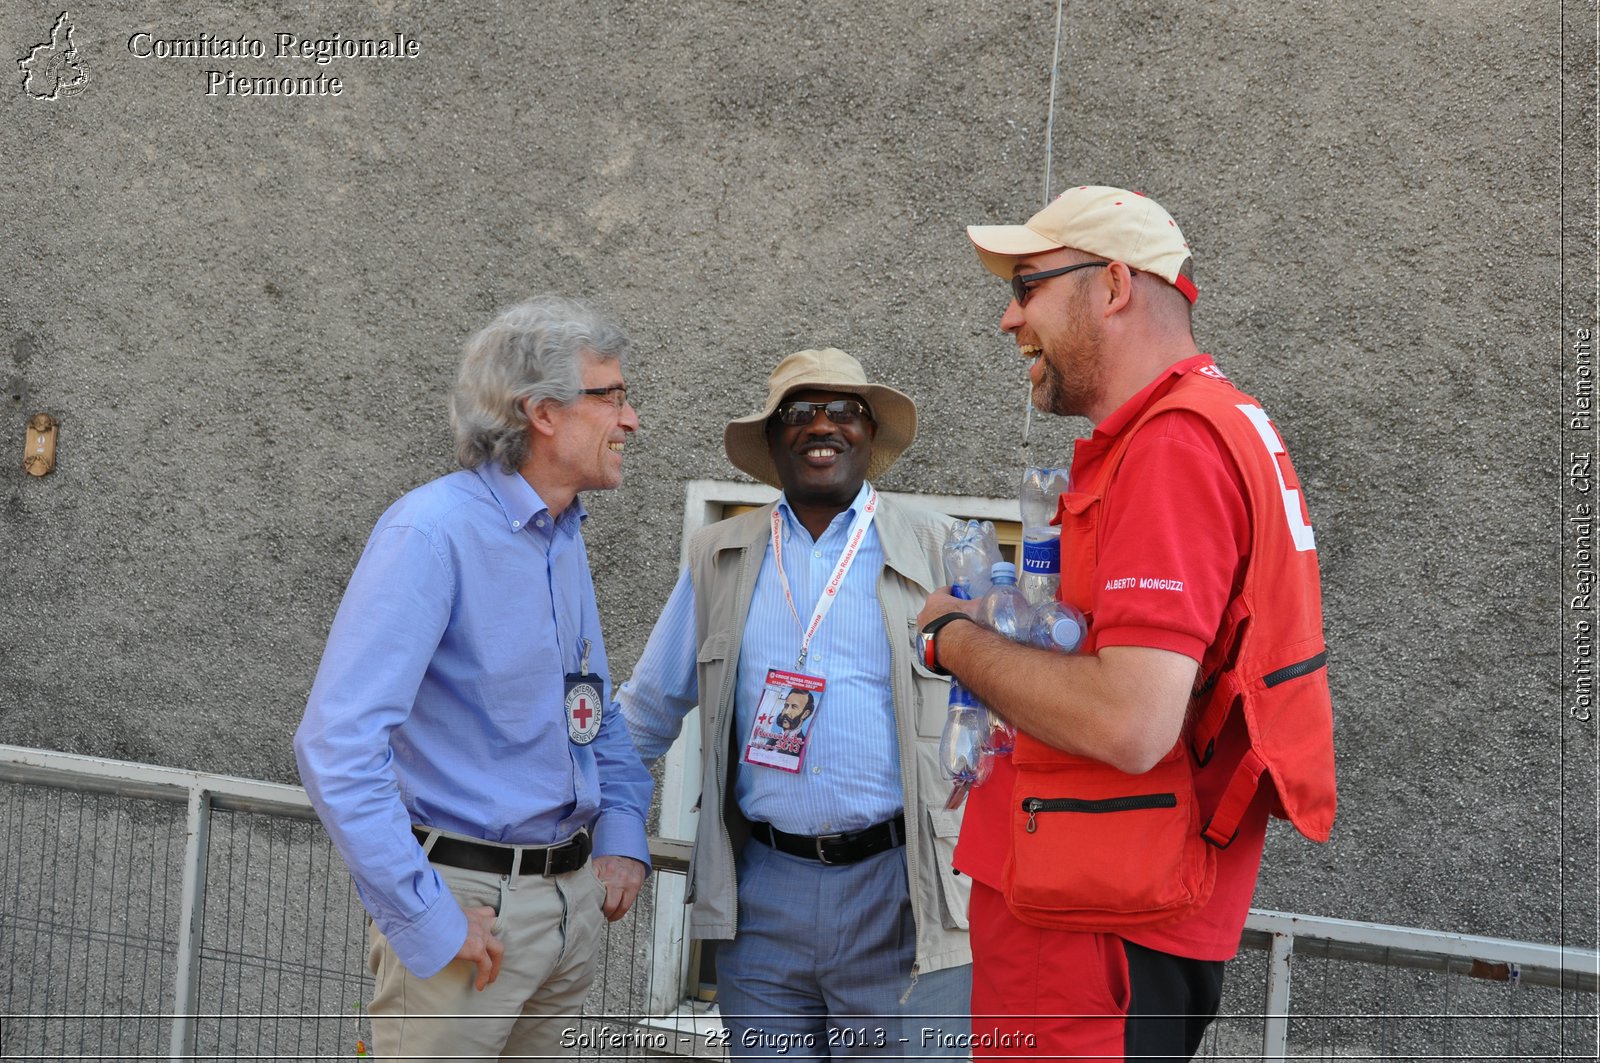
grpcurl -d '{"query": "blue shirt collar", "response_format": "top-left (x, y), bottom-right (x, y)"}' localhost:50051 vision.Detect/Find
top-left (776, 480), bottom-right (874, 539)
top-left (475, 463), bottom-right (588, 533)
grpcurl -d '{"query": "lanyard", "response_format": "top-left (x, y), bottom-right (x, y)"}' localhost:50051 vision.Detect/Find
top-left (534, 510), bottom-right (593, 678)
top-left (769, 487), bottom-right (878, 671)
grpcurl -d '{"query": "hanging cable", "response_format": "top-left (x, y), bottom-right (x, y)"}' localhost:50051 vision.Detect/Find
top-left (1042, 0), bottom-right (1067, 209)
top-left (1024, 0), bottom-right (1069, 448)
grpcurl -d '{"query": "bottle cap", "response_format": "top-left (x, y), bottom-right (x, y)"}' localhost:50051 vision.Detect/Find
top-left (1048, 616), bottom-right (1084, 652)
top-left (990, 561), bottom-right (1017, 583)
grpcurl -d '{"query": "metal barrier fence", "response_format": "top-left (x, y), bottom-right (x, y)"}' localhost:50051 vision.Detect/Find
top-left (0, 743), bottom-right (1595, 1061)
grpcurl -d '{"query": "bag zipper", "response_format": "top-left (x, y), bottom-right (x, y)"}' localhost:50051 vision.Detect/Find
top-left (1022, 794), bottom-right (1177, 832)
top-left (1263, 649), bottom-right (1329, 688)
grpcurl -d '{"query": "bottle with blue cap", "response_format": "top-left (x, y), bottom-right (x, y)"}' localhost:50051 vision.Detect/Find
top-left (1032, 599), bottom-right (1088, 653)
top-left (977, 561), bottom-right (1035, 642)
top-left (975, 561), bottom-right (1036, 756)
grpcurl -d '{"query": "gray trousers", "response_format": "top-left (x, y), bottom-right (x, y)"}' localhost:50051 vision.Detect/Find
top-left (716, 837), bottom-right (972, 1059)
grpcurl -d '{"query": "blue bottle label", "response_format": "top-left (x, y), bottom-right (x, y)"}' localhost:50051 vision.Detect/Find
top-left (1021, 539), bottom-right (1061, 576)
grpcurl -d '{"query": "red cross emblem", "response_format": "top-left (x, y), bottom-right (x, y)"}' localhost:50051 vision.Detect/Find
top-left (566, 680), bottom-right (601, 745)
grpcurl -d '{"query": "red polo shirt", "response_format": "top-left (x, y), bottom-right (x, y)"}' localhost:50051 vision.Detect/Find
top-left (954, 355), bottom-right (1270, 960)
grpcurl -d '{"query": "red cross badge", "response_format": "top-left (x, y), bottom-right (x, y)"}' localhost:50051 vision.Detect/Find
top-left (565, 677), bottom-right (602, 745)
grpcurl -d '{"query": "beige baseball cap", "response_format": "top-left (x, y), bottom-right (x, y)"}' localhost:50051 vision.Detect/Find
top-left (967, 185), bottom-right (1198, 304)
top-left (723, 348), bottom-right (917, 489)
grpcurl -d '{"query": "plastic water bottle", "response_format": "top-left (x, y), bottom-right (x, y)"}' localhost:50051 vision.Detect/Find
top-left (1032, 600), bottom-right (1088, 654)
top-left (977, 562), bottom-right (1035, 642)
top-left (943, 519), bottom-right (998, 602)
top-left (980, 706), bottom-right (1016, 758)
top-left (1019, 466), bottom-right (1071, 607)
top-left (938, 521), bottom-right (1001, 801)
top-left (975, 562), bottom-right (1036, 755)
top-left (942, 577), bottom-right (997, 772)
top-left (938, 680), bottom-right (989, 802)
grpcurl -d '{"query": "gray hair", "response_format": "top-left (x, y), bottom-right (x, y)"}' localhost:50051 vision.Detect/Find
top-left (450, 295), bottom-right (631, 472)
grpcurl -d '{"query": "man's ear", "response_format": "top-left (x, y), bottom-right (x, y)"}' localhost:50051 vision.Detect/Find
top-left (524, 396), bottom-right (559, 439)
top-left (1103, 262), bottom-right (1136, 316)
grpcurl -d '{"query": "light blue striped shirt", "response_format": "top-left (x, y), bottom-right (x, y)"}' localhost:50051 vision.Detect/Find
top-left (620, 481), bottom-right (902, 835)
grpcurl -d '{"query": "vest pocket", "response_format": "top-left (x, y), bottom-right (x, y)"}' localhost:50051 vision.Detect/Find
top-left (1056, 491), bottom-right (1101, 620)
top-left (1001, 744), bottom-right (1215, 932)
top-left (907, 619), bottom-right (953, 738)
top-left (926, 805), bottom-right (971, 930)
top-left (1021, 793), bottom-right (1177, 830)
top-left (696, 631), bottom-right (731, 665)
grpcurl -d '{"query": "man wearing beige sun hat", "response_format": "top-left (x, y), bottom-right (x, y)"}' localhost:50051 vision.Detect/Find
top-left (917, 185), bottom-right (1335, 1061)
top-left (620, 348), bottom-right (972, 1056)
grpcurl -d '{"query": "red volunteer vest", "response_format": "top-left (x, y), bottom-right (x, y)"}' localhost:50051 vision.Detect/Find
top-left (997, 364), bottom-right (1336, 932)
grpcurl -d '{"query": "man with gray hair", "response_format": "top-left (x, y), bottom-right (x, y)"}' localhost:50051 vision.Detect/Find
top-left (295, 295), bottom-right (652, 1061)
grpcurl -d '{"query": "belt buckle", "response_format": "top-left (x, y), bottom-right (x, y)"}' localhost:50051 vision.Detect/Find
top-left (812, 832), bottom-right (846, 865)
top-left (507, 841), bottom-right (553, 878)
top-left (539, 831), bottom-right (584, 876)
top-left (536, 839), bottom-right (568, 877)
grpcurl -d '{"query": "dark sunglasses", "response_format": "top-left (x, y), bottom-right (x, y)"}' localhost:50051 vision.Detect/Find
top-left (773, 399), bottom-right (873, 427)
top-left (1011, 261), bottom-right (1109, 306)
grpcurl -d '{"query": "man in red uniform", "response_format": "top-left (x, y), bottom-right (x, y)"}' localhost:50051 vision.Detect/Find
top-left (916, 186), bottom-right (1335, 1061)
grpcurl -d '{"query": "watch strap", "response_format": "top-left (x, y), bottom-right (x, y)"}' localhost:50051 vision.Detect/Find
top-left (920, 612), bottom-right (975, 676)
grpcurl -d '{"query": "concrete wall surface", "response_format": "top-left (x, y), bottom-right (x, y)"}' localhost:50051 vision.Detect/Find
top-left (3, 0), bottom-right (1595, 958)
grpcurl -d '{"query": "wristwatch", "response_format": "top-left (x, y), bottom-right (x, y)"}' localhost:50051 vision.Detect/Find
top-left (920, 612), bottom-right (975, 677)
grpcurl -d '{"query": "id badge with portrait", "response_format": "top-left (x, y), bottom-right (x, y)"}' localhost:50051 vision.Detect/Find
top-left (742, 669), bottom-right (826, 773)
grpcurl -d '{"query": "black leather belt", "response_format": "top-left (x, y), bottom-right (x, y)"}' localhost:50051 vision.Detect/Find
top-left (749, 814), bottom-right (906, 866)
top-left (413, 826), bottom-right (592, 876)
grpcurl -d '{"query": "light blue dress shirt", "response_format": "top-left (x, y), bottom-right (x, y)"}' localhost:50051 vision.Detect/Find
top-left (294, 463), bottom-right (652, 979)
top-left (619, 481), bottom-right (902, 835)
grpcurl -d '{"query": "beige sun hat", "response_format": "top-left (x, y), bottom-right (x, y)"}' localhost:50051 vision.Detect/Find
top-left (723, 348), bottom-right (917, 489)
top-left (967, 185), bottom-right (1198, 303)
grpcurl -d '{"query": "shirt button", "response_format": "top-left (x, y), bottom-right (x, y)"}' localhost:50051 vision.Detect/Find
top-left (536, 517), bottom-right (546, 527)
top-left (813, 550), bottom-right (822, 558)
top-left (811, 766), bottom-right (822, 775)
top-left (512, 521), bottom-right (520, 529)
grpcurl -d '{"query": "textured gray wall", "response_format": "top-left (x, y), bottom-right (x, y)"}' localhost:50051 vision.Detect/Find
top-left (4, 0), bottom-right (1593, 954)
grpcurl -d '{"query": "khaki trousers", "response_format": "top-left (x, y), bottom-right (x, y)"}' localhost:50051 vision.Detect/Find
top-left (367, 860), bottom-right (607, 1061)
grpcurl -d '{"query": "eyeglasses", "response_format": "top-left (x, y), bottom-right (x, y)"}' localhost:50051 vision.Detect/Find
top-left (1011, 261), bottom-right (1109, 306)
top-left (577, 385), bottom-right (629, 409)
top-left (773, 399), bottom-right (873, 426)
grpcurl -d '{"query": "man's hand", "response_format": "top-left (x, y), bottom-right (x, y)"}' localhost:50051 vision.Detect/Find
top-left (917, 587), bottom-right (1198, 775)
top-left (592, 855), bottom-right (647, 921)
top-left (455, 905), bottom-right (503, 991)
top-left (917, 586), bottom-right (979, 631)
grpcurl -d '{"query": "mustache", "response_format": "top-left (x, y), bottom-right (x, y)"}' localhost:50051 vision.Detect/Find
top-left (794, 436), bottom-right (848, 452)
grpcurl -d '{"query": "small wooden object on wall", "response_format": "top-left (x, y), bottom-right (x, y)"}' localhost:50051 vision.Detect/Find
top-left (24, 413), bottom-right (57, 476)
